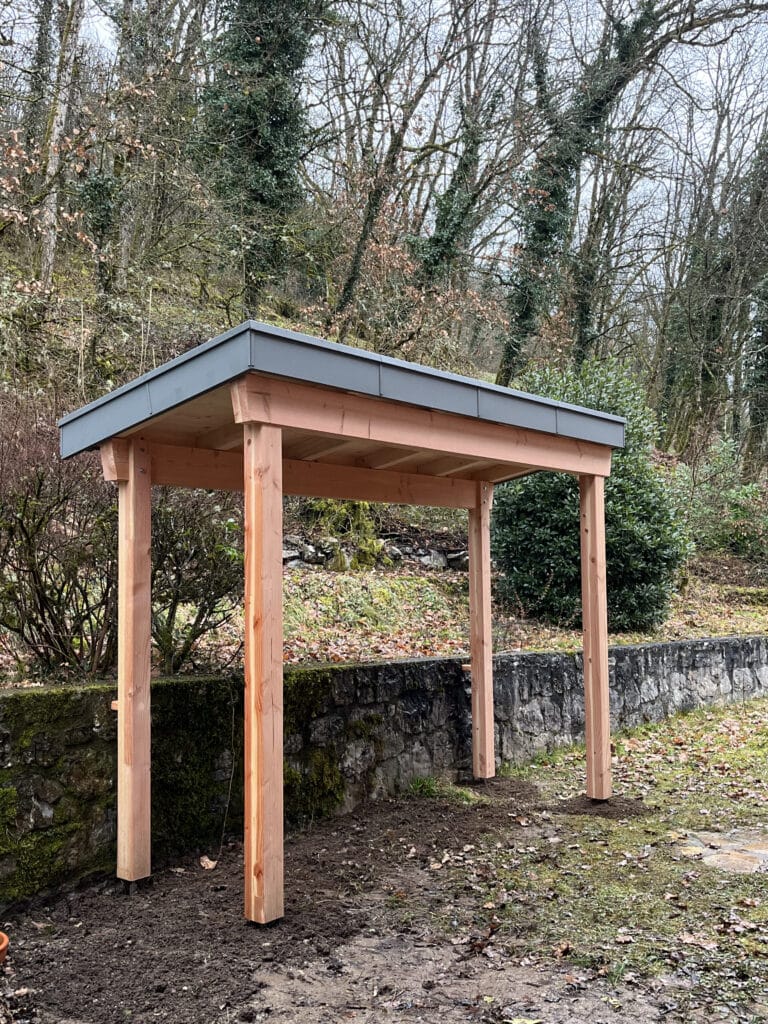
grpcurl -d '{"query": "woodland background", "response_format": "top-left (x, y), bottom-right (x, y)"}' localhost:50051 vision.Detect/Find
top-left (4, 0), bottom-right (768, 678)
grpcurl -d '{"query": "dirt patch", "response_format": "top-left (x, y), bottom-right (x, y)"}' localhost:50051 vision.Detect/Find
top-left (0, 777), bottom-right (675, 1024)
top-left (547, 795), bottom-right (650, 819)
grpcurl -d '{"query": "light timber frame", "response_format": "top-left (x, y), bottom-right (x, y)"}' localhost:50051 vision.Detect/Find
top-left (65, 322), bottom-right (622, 925)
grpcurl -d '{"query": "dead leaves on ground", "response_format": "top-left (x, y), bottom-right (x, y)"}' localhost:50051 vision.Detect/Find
top-left (401, 698), bottom-right (768, 1017)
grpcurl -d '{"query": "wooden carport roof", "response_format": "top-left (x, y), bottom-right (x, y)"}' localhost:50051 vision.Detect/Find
top-left (59, 320), bottom-right (624, 924)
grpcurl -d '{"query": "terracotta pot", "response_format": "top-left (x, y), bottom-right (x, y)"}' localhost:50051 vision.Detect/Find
top-left (0, 932), bottom-right (8, 964)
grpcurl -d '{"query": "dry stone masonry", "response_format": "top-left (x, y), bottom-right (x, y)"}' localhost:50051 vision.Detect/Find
top-left (1, 635), bottom-right (767, 905)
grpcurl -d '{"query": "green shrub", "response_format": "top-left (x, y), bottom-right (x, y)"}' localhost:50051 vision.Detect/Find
top-left (672, 438), bottom-right (768, 559)
top-left (302, 498), bottom-right (377, 541)
top-left (491, 360), bottom-right (689, 632)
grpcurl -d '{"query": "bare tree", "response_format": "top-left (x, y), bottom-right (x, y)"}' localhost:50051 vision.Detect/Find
top-left (38, 0), bottom-right (85, 290)
top-left (495, 0), bottom-right (768, 387)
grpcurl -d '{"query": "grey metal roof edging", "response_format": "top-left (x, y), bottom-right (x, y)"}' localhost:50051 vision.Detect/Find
top-left (58, 320), bottom-right (626, 458)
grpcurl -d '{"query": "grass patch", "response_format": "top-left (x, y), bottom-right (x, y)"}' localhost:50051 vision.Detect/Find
top-left (454, 698), bottom-right (768, 1018)
top-left (282, 568), bottom-right (469, 663)
top-left (408, 776), bottom-right (487, 805)
top-left (282, 553), bottom-right (768, 666)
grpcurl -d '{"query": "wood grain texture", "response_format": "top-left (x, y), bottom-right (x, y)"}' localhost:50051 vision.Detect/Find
top-left (282, 458), bottom-right (476, 508)
top-left (468, 482), bottom-right (495, 779)
top-left (145, 442), bottom-right (477, 507)
top-left (231, 375), bottom-right (613, 478)
top-left (116, 437), bottom-right (152, 881)
top-left (243, 423), bottom-right (284, 923)
top-left (100, 438), bottom-right (129, 481)
top-left (579, 474), bottom-right (612, 800)
top-left (149, 442), bottom-right (242, 491)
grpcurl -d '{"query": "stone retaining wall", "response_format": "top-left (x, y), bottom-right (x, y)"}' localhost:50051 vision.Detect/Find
top-left (2, 635), bottom-right (767, 906)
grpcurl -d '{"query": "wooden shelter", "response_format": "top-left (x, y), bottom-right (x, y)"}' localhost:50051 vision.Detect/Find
top-left (59, 320), bottom-right (624, 925)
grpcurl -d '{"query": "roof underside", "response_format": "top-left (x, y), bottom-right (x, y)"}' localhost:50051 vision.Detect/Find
top-left (59, 321), bottom-right (624, 490)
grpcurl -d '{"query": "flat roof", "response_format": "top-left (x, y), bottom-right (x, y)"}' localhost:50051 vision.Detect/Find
top-left (59, 320), bottom-right (625, 458)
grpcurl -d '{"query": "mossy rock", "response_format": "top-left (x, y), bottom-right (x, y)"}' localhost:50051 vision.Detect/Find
top-left (284, 748), bottom-right (344, 825)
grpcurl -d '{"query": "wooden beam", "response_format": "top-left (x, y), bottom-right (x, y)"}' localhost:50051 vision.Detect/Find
top-left (433, 457), bottom-right (495, 477)
top-left (231, 374), bottom-right (613, 477)
top-left (468, 481), bottom-right (495, 779)
top-left (116, 437), bottom-right (152, 881)
top-left (283, 458), bottom-right (476, 508)
top-left (149, 443), bottom-right (243, 491)
top-left (144, 442), bottom-right (477, 507)
top-left (357, 447), bottom-right (425, 470)
top-left (243, 423), bottom-right (284, 924)
top-left (579, 474), bottom-right (612, 800)
top-left (101, 438), bottom-right (130, 481)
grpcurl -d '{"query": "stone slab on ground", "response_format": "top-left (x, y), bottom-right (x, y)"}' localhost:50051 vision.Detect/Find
top-left (676, 828), bottom-right (768, 873)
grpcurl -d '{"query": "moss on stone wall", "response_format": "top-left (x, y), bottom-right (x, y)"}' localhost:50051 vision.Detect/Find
top-left (283, 665), bottom-right (337, 735)
top-left (0, 784), bottom-right (17, 829)
top-left (283, 665), bottom-right (345, 824)
top-left (0, 655), bottom-right (467, 906)
top-left (1, 824), bottom-right (113, 905)
top-left (0, 683), bottom-right (117, 906)
top-left (284, 749), bottom-right (344, 824)
top-left (151, 676), bottom-right (244, 854)
top-left (0, 676), bottom-right (249, 906)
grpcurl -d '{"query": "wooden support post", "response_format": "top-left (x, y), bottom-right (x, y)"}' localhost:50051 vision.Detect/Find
top-left (468, 481), bottom-right (495, 779)
top-left (116, 437), bottom-right (152, 881)
top-left (579, 474), bottom-right (612, 800)
top-left (243, 422), bottom-right (284, 923)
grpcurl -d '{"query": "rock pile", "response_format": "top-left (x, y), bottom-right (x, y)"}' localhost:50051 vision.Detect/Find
top-left (281, 533), bottom-right (469, 571)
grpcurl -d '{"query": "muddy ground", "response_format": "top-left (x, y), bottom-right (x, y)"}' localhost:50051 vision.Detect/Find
top-left (0, 779), bottom-right (728, 1023)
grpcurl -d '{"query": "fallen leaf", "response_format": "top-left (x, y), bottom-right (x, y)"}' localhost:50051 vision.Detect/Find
top-left (678, 931), bottom-right (717, 951)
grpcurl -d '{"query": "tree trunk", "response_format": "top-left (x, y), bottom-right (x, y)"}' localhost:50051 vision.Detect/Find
top-left (25, 0), bottom-right (55, 152)
top-left (38, 0), bottom-right (85, 290)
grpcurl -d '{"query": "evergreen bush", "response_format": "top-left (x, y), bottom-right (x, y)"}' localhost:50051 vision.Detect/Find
top-left (491, 360), bottom-right (689, 632)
